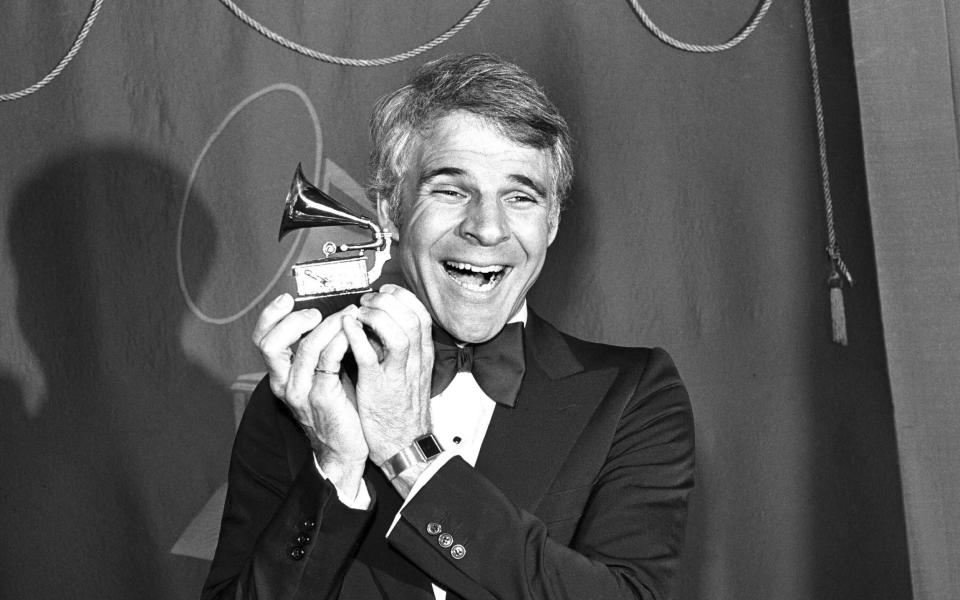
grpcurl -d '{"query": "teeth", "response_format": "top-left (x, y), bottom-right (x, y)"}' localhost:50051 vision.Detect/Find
top-left (443, 261), bottom-right (506, 292)
top-left (455, 277), bottom-right (496, 292)
top-left (444, 261), bottom-right (504, 273)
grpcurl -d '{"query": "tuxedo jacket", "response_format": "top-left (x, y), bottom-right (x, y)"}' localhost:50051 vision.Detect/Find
top-left (202, 311), bottom-right (694, 600)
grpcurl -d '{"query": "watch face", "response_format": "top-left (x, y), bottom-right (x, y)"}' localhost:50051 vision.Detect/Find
top-left (416, 435), bottom-right (443, 458)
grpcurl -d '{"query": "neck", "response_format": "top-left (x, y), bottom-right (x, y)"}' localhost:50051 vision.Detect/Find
top-left (432, 302), bottom-right (528, 346)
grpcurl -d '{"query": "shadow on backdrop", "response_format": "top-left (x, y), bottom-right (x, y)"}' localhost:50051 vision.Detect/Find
top-left (1, 146), bottom-right (234, 599)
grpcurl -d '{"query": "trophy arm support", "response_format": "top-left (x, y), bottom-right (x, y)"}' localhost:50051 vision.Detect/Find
top-left (366, 234), bottom-right (392, 284)
top-left (336, 219), bottom-right (386, 253)
top-left (338, 238), bottom-right (381, 252)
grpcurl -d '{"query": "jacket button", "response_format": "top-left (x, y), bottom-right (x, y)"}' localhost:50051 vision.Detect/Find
top-left (296, 533), bottom-right (311, 545)
top-left (450, 544), bottom-right (466, 560)
top-left (426, 522), bottom-right (442, 536)
top-left (302, 520), bottom-right (316, 529)
top-left (437, 533), bottom-right (454, 548)
top-left (290, 547), bottom-right (305, 561)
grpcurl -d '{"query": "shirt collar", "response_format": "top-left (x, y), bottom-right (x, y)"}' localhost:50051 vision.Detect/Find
top-left (508, 301), bottom-right (528, 327)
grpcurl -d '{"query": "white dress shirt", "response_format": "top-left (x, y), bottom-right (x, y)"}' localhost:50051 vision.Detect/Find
top-left (316, 304), bottom-right (527, 600)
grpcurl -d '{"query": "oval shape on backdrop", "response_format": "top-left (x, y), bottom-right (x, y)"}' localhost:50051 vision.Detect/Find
top-left (177, 84), bottom-right (322, 325)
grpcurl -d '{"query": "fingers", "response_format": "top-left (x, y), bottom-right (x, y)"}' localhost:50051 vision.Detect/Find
top-left (255, 296), bottom-right (323, 396)
top-left (357, 295), bottom-right (412, 360)
top-left (380, 284), bottom-right (434, 359)
top-left (343, 314), bottom-right (379, 370)
top-left (287, 305), bottom-right (357, 402)
top-left (355, 285), bottom-right (433, 365)
top-left (380, 284), bottom-right (433, 327)
top-left (252, 293), bottom-right (295, 346)
top-left (308, 329), bottom-right (349, 399)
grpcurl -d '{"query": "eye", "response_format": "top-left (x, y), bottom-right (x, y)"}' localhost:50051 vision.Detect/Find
top-left (505, 192), bottom-right (540, 206)
top-left (431, 186), bottom-right (467, 199)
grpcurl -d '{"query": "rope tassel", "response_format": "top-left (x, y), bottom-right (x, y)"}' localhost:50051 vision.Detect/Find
top-left (829, 272), bottom-right (848, 346)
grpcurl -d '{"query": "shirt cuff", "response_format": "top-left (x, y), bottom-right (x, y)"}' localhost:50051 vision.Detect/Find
top-left (385, 450), bottom-right (457, 536)
top-left (313, 454), bottom-right (372, 510)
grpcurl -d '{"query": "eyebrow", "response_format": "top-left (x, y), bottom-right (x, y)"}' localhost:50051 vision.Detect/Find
top-left (418, 168), bottom-right (548, 198)
top-left (508, 174), bottom-right (548, 198)
top-left (418, 167), bottom-right (466, 187)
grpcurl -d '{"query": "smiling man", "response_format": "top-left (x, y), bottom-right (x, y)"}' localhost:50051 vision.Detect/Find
top-left (203, 54), bottom-right (694, 600)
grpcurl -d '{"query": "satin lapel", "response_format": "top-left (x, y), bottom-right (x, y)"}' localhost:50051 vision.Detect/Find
top-left (474, 312), bottom-right (617, 512)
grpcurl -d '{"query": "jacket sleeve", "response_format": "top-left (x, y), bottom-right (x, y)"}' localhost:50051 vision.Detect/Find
top-left (201, 378), bottom-right (375, 600)
top-left (387, 348), bottom-right (695, 600)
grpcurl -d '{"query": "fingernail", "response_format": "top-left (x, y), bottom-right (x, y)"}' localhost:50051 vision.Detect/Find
top-left (305, 308), bottom-right (321, 319)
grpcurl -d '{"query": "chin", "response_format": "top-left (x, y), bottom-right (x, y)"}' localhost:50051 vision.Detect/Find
top-left (437, 313), bottom-right (506, 344)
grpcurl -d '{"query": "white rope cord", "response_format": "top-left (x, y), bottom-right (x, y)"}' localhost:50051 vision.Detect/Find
top-left (625, 0), bottom-right (774, 53)
top-left (216, 0), bottom-right (492, 67)
top-left (802, 0), bottom-right (852, 286)
top-left (0, 0), bottom-right (104, 102)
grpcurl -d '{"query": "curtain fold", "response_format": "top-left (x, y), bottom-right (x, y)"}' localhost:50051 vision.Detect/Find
top-left (849, 1), bottom-right (960, 598)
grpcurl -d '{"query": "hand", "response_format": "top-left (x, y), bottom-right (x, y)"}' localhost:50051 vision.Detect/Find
top-left (253, 294), bottom-right (368, 492)
top-left (342, 284), bottom-right (434, 468)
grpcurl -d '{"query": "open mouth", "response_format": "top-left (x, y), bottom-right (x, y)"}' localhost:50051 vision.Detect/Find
top-left (443, 260), bottom-right (506, 292)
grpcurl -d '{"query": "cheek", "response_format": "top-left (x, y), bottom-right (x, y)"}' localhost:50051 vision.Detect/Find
top-left (398, 244), bottom-right (424, 284)
top-left (398, 206), bottom-right (455, 260)
top-left (516, 223), bottom-right (554, 264)
top-left (396, 230), bottom-right (436, 293)
top-left (399, 199), bottom-right (434, 235)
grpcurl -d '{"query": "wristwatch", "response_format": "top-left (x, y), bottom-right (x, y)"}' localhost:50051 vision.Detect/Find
top-left (380, 434), bottom-right (444, 480)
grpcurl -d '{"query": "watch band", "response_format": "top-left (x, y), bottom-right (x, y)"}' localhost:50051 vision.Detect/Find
top-left (381, 434), bottom-right (443, 480)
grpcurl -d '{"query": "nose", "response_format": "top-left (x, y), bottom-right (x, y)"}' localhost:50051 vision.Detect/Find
top-left (458, 196), bottom-right (509, 246)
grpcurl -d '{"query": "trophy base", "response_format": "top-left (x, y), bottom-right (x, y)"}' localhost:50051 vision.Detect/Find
top-left (292, 289), bottom-right (371, 312)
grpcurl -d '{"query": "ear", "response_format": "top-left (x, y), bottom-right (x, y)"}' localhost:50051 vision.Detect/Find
top-left (376, 195), bottom-right (400, 241)
top-left (546, 208), bottom-right (560, 246)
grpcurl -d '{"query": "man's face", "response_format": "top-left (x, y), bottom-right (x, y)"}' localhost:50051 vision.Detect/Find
top-left (377, 111), bottom-right (559, 343)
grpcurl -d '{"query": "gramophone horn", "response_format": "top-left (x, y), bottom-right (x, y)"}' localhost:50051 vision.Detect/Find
top-left (278, 164), bottom-right (376, 241)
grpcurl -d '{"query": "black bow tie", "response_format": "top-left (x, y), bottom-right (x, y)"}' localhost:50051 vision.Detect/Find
top-left (430, 322), bottom-right (526, 406)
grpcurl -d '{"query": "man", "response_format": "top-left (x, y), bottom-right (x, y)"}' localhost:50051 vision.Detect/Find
top-left (203, 54), bottom-right (694, 600)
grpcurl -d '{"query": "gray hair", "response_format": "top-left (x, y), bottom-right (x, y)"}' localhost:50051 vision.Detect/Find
top-left (367, 53), bottom-right (574, 227)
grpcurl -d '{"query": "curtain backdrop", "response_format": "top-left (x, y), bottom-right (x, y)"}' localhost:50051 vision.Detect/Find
top-left (1, 1), bottom-right (913, 598)
top-left (849, 1), bottom-right (960, 599)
